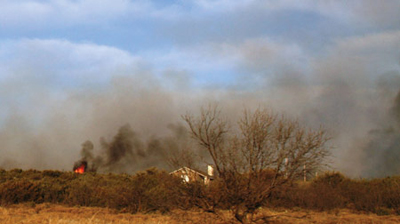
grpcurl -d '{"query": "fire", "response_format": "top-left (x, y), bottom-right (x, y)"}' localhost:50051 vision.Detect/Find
top-left (74, 164), bottom-right (85, 174)
top-left (73, 161), bottom-right (87, 174)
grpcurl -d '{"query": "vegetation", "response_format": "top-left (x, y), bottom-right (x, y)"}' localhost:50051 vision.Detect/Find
top-left (1, 168), bottom-right (400, 222)
top-left (0, 168), bottom-right (186, 213)
top-left (183, 106), bottom-right (331, 223)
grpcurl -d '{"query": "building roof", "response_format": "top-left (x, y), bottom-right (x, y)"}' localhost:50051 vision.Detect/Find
top-left (170, 166), bottom-right (210, 177)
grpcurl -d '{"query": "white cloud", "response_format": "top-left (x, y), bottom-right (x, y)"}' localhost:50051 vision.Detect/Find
top-left (52, 0), bottom-right (131, 23)
top-left (150, 37), bottom-right (308, 73)
top-left (0, 38), bottom-right (144, 87)
top-left (0, 0), bottom-right (152, 27)
top-left (0, 1), bottom-right (52, 26)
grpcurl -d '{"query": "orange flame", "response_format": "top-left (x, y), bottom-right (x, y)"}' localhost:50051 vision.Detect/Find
top-left (74, 164), bottom-right (86, 174)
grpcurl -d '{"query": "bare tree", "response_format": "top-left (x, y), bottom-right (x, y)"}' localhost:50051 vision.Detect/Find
top-left (168, 147), bottom-right (197, 170)
top-left (163, 124), bottom-right (201, 170)
top-left (183, 106), bottom-right (331, 223)
top-left (182, 105), bottom-right (229, 176)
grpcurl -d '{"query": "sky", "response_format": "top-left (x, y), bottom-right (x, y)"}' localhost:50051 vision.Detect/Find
top-left (1, 0), bottom-right (400, 176)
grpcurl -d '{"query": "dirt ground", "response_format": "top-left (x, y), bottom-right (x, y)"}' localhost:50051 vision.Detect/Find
top-left (1, 203), bottom-right (400, 224)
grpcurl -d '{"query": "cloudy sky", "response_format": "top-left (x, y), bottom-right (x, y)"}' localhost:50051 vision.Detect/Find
top-left (1, 0), bottom-right (400, 176)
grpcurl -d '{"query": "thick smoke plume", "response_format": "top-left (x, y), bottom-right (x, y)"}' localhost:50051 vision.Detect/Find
top-left (73, 141), bottom-right (94, 172)
top-left (361, 90), bottom-right (400, 177)
top-left (73, 123), bottom-right (199, 173)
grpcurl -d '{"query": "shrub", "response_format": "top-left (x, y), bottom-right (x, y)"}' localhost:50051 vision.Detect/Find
top-left (127, 168), bottom-right (185, 213)
top-left (1, 168), bottom-right (400, 216)
top-left (0, 179), bottom-right (41, 205)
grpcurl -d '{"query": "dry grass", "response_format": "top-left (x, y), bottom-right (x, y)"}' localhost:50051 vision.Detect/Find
top-left (0, 203), bottom-right (229, 224)
top-left (1, 204), bottom-right (400, 224)
top-left (257, 208), bottom-right (400, 224)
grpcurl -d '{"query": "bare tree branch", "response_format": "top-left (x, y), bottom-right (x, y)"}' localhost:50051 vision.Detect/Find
top-left (182, 105), bottom-right (331, 224)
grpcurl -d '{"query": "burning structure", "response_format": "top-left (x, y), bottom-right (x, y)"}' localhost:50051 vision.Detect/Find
top-left (170, 165), bottom-right (214, 185)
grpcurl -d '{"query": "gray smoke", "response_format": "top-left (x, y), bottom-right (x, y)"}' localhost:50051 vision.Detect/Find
top-left (361, 90), bottom-right (400, 177)
top-left (392, 90), bottom-right (400, 123)
top-left (73, 140), bottom-right (94, 172)
top-left (1, 31), bottom-right (400, 177)
top-left (101, 124), bottom-right (144, 170)
top-left (73, 123), bottom-right (200, 173)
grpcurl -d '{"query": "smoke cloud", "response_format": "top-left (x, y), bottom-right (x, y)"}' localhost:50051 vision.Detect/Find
top-left (1, 31), bottom-right (400, 177)
top-left (360, 90), bottom-right (400, 177)
top-left (73, 123), bottom-right (201, 173)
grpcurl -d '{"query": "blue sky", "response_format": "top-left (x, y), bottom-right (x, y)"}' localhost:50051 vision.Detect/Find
top-left (1, 0), bottom-right (399, 90)
top-left (1, 0), bottom-right (400, 175)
